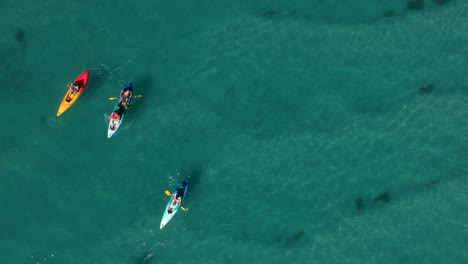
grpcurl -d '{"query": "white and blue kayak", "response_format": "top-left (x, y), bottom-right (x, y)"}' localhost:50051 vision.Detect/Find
top-left (160, 177), bottom-right (190, 229)
top-left (107, 83), bottom-right (133, 138)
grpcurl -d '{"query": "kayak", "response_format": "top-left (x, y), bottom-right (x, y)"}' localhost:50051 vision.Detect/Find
top-left (57, 70), bottom-right (90, 116)
top-left (107, 83), bottom-right (133, 138)
top-left (160, 177), bottom-right (190, 229)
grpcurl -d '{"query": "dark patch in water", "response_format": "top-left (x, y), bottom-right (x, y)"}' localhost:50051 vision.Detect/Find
top-left (383, 10), bottom-right (396, 17)
top-left (175, 165), bottom-right (204, 201)
top-left (40, 116), bottom-right (47, 124)
top-left (257, 8), bottom-right (301, 21)
top-left (252, 79), bottom-right (259, 87)
top-left (259, 9), bottom-right (277, 19)
top-left (127, 73), bottom-right (152, 112)
top-left (286, 9), bottom-right (297, 17)
top-left (284, 230), bottom-right (305, 245)
top-left (355, 197), bottom-right (366, 211)
top-left (15, 28), bottom-right (25, 43)
top-left (1, 133), bottom-right (19, 153)
top-left (134, 73), bottom-right (153, 95)
top-left (424, 179), bottom-right (440, 188)
top-left (189, 166), bottom-right (202, 179)
top-left (419, 84), bottom-right (434, 94)
top-left (373, 192), bottom-right (391, 203)
top-left (187, 166), bottom-right (202, 191)
top-left (406, 0), bottom-right (424, 11)
top-left (223, 85), bottom-right (238, 110)
top-left (272, 235), bottom-right (282, 243)
top-left (272, 230), bottom-right (305, 247)
top-left (432, 0), bottom-right (451, 6)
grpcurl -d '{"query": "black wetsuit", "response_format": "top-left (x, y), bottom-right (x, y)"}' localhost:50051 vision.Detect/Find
top-left (116, 105), bottom-right (125, 117)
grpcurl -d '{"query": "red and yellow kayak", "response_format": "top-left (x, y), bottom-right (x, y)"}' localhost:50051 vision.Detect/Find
top-left (56, 70), bottom-right (90, 116)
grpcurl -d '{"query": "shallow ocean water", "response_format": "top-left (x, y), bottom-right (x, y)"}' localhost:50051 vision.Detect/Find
top-left (1, 0), bottom-right (468, 263)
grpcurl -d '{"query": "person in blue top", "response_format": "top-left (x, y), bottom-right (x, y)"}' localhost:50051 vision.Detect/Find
top-left (118, 84), bottom-right (133, 109)
top-left (111, 84), bottom-right (133, 121)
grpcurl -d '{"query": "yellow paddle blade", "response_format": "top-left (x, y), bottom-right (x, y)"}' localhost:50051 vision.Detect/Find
top-left (134, 94), bottom-right (142, 98)
top-left (181, 206), bottom-right (187, 211)
top-left (109, 97), bottom-right (118, 100)
top-left (165, 190), bottom-right (171, 197)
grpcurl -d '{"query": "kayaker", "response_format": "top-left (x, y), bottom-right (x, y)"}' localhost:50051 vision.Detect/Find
top-left (65, 82), bottom-right (80, 101)
top-left (109, 112), bottom-right (120, 130)
top-left (119, 89), bottom-right (133, 107)
top-left (119, 100), bottom-right (130, 109)
top-left (71, 82), bottom-right (80, 92)
top-left (117, 105), bottom-right (126, 116)
top-left (121, 89), bottom-right (132, 97)
top-left (109, 121), bottom-right (117, 131)
top-left (171, 194), bottom-right (182, 206)
top-left (111, 111), bottom-right (120, 120)
top-left (111, 105), bottom-right (125, 121)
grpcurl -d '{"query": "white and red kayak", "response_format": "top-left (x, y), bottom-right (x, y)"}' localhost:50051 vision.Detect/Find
top-left (107, 83), bottom-right (133, 138)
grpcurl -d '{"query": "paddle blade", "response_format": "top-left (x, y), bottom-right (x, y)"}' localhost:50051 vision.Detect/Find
top-left (134, 95), bottom-right (142, 98)
top-left (109, 97), bottom-right (118, 100)
top-left (165, 190), bottom-right (171, 197)
top-left (181, 206), bottom-right (188, 211)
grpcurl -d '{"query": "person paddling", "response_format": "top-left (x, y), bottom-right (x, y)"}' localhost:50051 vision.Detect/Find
top-left (118, 86), bottom-right (133, 108)
top-left (171, 193), bottom-right (182, 207)
top-left (66, 82), bottom-right (81, 101)
top-left (71, 82), bottom-right (80, 92)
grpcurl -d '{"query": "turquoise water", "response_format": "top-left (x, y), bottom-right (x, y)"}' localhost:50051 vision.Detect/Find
top-left (1, 0), bottom-right (468, 263)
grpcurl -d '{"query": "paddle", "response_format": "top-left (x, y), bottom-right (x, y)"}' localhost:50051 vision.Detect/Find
top-left (165, 190), bottom-right (187, 211)
top-left (109, 95), bottom-right (142, 100)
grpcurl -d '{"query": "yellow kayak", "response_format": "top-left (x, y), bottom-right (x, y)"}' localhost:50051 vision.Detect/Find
top-left (57, 70), bottom-right (90, 116)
